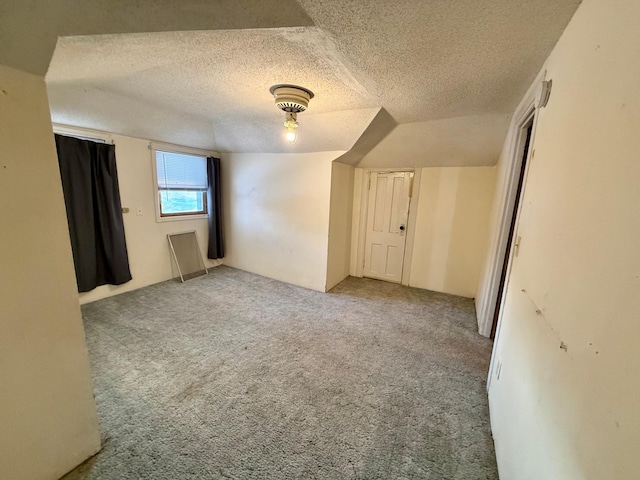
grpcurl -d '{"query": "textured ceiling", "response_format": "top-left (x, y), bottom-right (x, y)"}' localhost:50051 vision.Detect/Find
top-left (47, 29), bottom-right (380, 152)
top-left (39, 0), bottom-right (582, 158)
top-left (359, 114), bottom-right (512, 168)
top-left (298, 0), bottom-right (583, 123)
top-left (0, 0), bottom-right (313, 76)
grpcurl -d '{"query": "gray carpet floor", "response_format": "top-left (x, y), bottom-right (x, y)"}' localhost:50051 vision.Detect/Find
top-left (63, 266), bottom-right (498, 480)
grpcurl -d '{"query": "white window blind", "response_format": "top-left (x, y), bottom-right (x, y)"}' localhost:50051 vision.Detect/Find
top-left (156, 151), bottom-right (207, 189)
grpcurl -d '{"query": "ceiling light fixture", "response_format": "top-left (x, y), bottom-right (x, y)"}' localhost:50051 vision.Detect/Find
top-left (269, 84), bottom-right (314, 145)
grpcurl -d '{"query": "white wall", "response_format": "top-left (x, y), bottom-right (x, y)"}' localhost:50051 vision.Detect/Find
top-left (221, 151), bottom-right (344, 292)
top-left (409, 167), bottom-right (497, 298)
top-left (486, 1), bottom-right (640, 478)
top-left (73, 130), bottom-right (220, 304)
top-left (0, 65), bottom-right (100, 480)
top-left (326, 162), bottom-right (355, 290)
top-left (350, 166), bottom-right (496, 298)
top-left (358, 114), bottom-right (510, 168)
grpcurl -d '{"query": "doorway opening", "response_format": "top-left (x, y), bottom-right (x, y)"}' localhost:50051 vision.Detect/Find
top-left (490, 118), bottom-right (534, 338)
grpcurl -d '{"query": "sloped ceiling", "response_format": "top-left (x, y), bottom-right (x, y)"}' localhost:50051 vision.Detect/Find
top-left (3, 0), bottom-right (582, 162)
top-left (299, 0), bottom-right (582, 123)
top-left (46, 28), bottom-right (381, 153)
top-left (0, 0), bottom-right (314, 76)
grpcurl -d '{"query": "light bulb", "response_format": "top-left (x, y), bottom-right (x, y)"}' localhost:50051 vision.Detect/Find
top-left (285, 127), bottom-right (297, 144)
top-left (283, 112), bottom-right (299, 145)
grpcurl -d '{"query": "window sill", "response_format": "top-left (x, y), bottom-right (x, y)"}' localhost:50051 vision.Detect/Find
top-left (155, 214), bottom-right (208, 223)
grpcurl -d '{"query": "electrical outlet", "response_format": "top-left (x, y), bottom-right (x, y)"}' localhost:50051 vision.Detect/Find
top-left (496, 359), bottom-right (503, 380)
top-left (136, 206), bottom-right (143, 216)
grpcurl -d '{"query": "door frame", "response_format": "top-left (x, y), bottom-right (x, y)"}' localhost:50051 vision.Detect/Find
top-left (354, 168), bottom-right (421, 286)
top-left (477, 70), bottom-right (547, 339)
top-left (484, 71), bottom-right (548, 390)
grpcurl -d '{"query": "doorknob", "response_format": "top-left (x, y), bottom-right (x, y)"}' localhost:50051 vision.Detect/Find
top-left (399, 225), bottom-right (405, 231)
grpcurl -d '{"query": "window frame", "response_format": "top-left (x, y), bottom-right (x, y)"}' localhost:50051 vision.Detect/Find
top-left (151, 144), bottom-right (214, 222)
top-left (157, 187), bottom-right (208, 219)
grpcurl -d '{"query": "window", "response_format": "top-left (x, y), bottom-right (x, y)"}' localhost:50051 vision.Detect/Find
top-left (155, 150), bottom-right (208, 218)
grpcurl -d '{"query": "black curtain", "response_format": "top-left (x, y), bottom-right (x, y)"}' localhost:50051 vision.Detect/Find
top-left (55, 134), bottom-right (132, 292)
top-left (207, 157), bottom-right (225, 259)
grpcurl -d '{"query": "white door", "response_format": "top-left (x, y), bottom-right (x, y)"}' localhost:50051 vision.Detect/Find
top-left (363, 171), bottom-right (413, 283)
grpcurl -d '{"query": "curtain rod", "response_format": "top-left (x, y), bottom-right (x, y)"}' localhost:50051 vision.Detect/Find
top-left (56, 132), bottom-right (115, 145)
top-left (52, 123), bottom-right (115, 145)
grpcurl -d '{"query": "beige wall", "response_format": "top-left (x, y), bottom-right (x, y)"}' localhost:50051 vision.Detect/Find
top-left (73, 130), bottom-right (220, 304)
top-left (486, 0), bottom-right (640, 478)
top-left (221, 151), bottom-right (343, 292)
top-left (0, 66), bottom-right (100, 480)
top-left (409, 167), bottom-right (497, 298)
top-left (326, 162), bottom-right (355, 290)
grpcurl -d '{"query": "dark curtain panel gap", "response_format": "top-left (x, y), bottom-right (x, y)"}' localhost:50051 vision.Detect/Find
top-left (207, 157), bottom-right (225, 259)
top-left (55, 134), bottom-right (132, 292)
